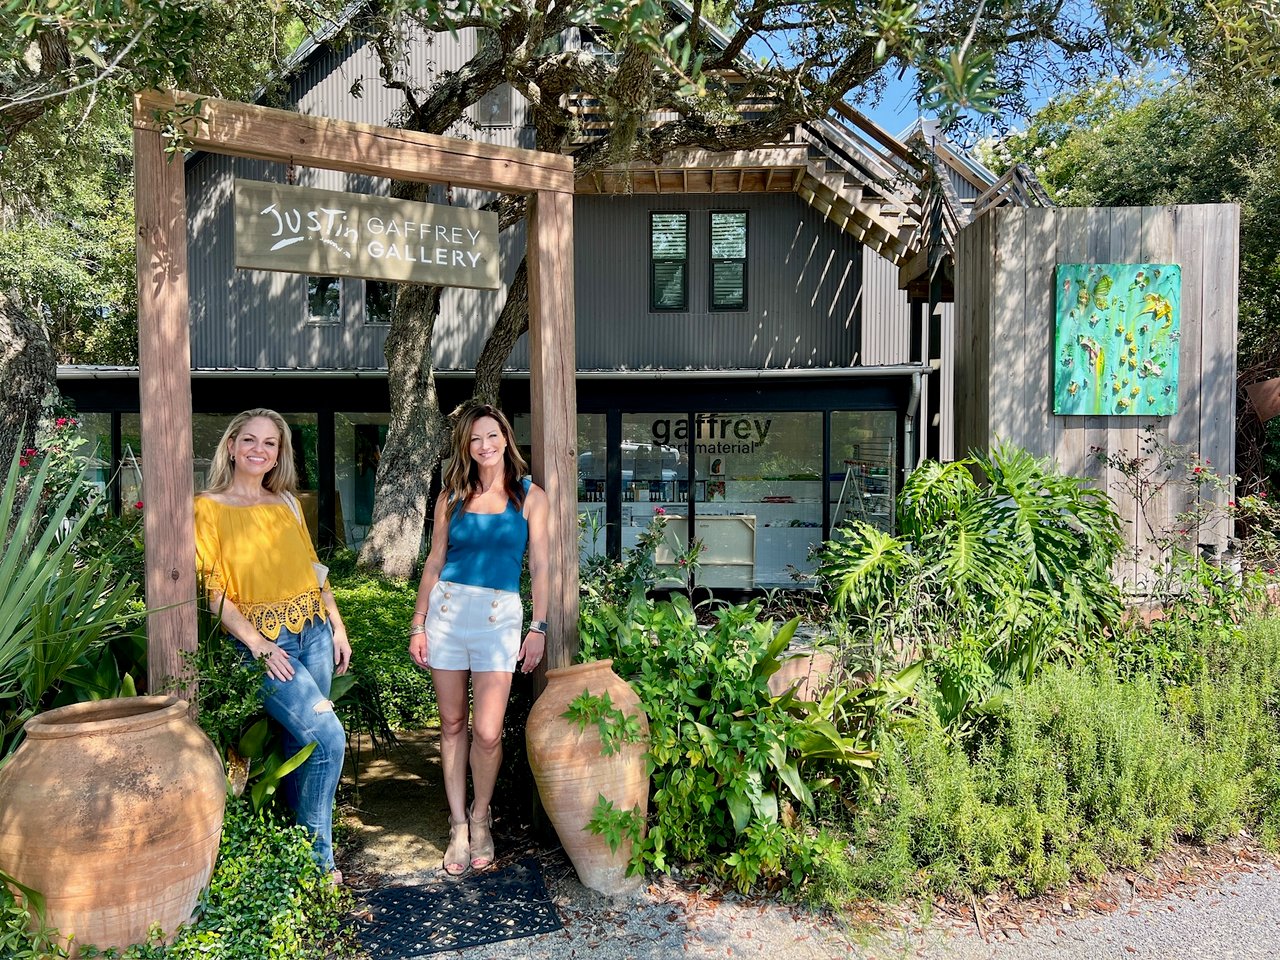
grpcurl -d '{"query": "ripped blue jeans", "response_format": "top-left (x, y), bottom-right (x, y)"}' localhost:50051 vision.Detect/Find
top-left (247, 616), bottom-right (346, 871)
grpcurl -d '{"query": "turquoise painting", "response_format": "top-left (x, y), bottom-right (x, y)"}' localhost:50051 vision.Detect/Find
top-left (1054, 263), bottom-right (1181, 416)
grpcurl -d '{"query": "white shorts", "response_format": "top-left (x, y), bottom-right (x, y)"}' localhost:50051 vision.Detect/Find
top-left (425, 581), bottom-right (523, 672)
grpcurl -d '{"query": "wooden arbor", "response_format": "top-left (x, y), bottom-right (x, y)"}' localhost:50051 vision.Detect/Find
top-left (133, 91), bottom-right (578, 692)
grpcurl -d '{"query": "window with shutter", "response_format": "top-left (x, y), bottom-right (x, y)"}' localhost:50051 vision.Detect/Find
top-left (650, 212), bottom-right (688, 311)
top-left (710, 211), bottom-right (747, 310)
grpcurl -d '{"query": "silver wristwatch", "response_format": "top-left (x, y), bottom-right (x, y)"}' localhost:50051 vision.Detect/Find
top-left (528, 619), bottom-right (548, 634)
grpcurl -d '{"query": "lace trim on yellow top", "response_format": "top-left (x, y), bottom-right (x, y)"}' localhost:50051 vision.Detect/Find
top-left (241, 589), bottom-right (326, 639)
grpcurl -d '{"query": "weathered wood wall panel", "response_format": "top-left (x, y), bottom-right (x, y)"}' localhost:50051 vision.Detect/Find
top-left (954, 204), bottom-right (1240, 594)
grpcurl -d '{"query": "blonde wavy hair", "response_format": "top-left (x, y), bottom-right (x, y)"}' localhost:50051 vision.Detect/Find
top-left (442, 402), bottom-right (528, 513)
top-left (204, 408), bottom-right (298, 495)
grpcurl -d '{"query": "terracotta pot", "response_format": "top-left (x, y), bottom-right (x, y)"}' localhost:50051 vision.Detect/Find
top-left (526, 660), bottom-right (649, 896)
top-left (0, 695), bottom-right (226, 956)
top-left (1246, 377), bottom-right (1280, 423)
top-left (767, 647), bottom-right (836, 700)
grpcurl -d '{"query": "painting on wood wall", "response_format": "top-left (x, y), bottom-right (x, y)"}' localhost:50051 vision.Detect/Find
top-left (1054, 263), bottom-right (1181, 416)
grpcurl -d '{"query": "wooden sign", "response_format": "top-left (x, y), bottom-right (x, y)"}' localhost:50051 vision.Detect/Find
top-left (234, 179), bottom-right (500, 289)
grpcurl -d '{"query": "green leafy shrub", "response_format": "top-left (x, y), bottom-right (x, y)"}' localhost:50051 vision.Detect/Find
top-left (824, 663), bottom-right (1209, 899)
top-left (1161, 615), bottom-right (1280, 846)
top-left (69, 800), bottom-right (348, 959)
top-left (816, 445), bottom-right (1124, 729)
top-left (330, 570), bottom-right (435, 730)
top-left (581, 595), bottom-right (906, 892)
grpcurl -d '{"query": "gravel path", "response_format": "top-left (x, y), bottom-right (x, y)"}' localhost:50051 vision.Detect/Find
top-left (344, 735), bottom-right (1280, 960)
top-left (900, 860), bottom-right (1280, 960)
top-left (381, 853), bottom-right (1280, 960)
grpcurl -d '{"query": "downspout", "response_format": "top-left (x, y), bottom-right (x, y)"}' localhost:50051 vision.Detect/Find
top-left (904, 371), bottom-right (922, 477)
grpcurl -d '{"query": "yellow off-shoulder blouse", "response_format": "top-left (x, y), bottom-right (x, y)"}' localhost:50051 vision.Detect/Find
top-left (193, 495), bottom-right (327, 640)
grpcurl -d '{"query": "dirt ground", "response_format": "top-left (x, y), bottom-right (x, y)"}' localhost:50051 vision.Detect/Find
top-left (339, 731), bottom-right (450, 882)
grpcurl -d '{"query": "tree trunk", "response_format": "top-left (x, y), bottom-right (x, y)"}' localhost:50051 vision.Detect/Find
top-left (0, 290), bottom-right (56, 462)
top-left (473, 256), bottom-right (529, 405)
top-left (356, 193), bottom-right (450, 577)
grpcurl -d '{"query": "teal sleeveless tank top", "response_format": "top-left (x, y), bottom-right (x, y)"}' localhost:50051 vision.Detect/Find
top-left (438, 478), bottom-right (530, 592)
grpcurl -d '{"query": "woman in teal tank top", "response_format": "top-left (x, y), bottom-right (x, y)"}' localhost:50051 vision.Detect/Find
top-left (408, 403), bottom-right (549, 877)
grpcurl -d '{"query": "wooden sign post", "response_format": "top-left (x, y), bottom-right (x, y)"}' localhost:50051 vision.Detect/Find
top-left (134, 91), bottom-right (579, 696)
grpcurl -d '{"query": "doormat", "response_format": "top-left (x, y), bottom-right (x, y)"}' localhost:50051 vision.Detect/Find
top-left (358, 857), bottom-right (563, 958)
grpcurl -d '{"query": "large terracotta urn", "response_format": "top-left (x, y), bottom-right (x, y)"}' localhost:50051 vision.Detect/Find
top-left (0, 695), bottom-right (226, 956)
top-left (526, 660), bottom-right (649, 896)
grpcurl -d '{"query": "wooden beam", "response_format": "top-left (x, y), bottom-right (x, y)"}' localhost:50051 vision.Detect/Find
top-left (136, 90), bottom-right (574, 195)
top-left (527, 190), bottom-right (580, 674)
top-left (134, 127), bottom-right (198, 699)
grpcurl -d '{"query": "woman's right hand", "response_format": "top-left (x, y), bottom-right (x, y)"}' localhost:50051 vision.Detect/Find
top-left (409, 632), bottom-right (429, 670)
top-left (253, 639), bottom-right (295, 682)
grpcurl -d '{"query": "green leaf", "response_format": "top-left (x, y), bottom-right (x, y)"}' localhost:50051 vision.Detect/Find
top-left (238, 717), bottom-right (271, 759)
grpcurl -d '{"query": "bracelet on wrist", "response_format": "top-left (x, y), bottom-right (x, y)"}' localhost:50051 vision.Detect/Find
top-left (409, 624), bottom-right (426, 636)
top-left (529, 619), bottom-right (549, 635)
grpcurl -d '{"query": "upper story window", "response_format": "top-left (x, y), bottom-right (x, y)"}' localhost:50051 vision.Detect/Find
top-left (365, 280), bottom-right (396, 325)
top-left (650, 212), bottom-right (688, 311)
top-left (307, 276), bottom-right (342, 324)
top-left (477, 84), bottom-right (513, 127)
top-left (710, 211), bottom-right (747, 310)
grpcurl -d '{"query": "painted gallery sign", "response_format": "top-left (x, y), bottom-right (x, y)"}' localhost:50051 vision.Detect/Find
top-left (233, 180), bottom-right (500, 289)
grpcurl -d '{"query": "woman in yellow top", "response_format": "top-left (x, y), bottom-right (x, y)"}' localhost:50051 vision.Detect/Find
top-left (194, 408), bottom-right (352, 881)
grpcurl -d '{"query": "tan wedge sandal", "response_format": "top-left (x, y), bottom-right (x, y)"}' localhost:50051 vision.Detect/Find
top-left (468, 805), bottom-right (494, 870)
top-left (442, 815), bottom-right (469, 877)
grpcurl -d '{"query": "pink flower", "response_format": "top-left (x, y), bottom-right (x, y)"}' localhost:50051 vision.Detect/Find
top-left (1228, 501), bottom-right (1236, 508)
top-left (69, 418), bottom-right (77, 426)
top-left (55, 417), bottom-right (67, 427)
top-left (18, 456), bottom-right (28, 468)
top-left (23, 448), bottom-right (36, 457)
top-left (1193, 467), bottom-right (1202, 474)
top-left (653, 506), bottom-right (666, 516)
top-left (134, 501), bottom-right (144, 510)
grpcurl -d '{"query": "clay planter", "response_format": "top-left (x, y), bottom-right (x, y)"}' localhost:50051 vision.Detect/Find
top-left (526, 660), bottom-right (649, 897)
top-left (0, 695), bottom-right (226, 956)
top-left (1246, 377), bottom-right (1280, 424)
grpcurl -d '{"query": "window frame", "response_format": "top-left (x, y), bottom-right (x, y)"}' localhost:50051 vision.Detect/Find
top-left (649, 211), bottom-right (689, 312)
top-left (476, 83), bottom-right (514, 127)
top-left (306, 276), bottom-right (343, 325)
top-left (364, 279), bottom-right (396, 325)
top-left (709, 210), bottom-right (748, 312)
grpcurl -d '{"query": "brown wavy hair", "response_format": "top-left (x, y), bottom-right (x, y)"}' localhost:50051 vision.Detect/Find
top-left (204, 408), bottom-right (298, 495)
top-left (442, 402), bottom-right (528, 513)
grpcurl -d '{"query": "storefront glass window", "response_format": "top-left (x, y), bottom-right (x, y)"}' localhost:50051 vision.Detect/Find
top-left (622, 412), bottom-right (688, 586)
top-left (687, 411), bottom-right (822, 589)
top-left (69, 413), bottom-right (113, 501)
top-left (336, 412), bottom-right (388, 550)
top-left (830, 411), bottom-right (897, 534)
top-left (575, 414), bottom-right (607, 561)
top-left (513, 413), bottom-right (609, 563)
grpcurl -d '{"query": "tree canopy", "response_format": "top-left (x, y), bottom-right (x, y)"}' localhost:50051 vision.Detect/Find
top-left (3, 0), bottom-right (1280, 570)
top-left (980, 77), bottom-right (1280, 489)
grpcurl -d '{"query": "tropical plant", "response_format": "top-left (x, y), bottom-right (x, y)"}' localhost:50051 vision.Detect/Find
top-left (0, 440), bottom-right (139, 762)
top-left (816, 444), bottom-right (1124, 728)
top-left (580, 594), bottom-right (915, 891)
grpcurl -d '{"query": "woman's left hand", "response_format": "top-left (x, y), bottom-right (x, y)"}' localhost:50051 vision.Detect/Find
top-left (517, 630), bottom-right (545, 674)
top-left (333, 626), bottom-right (352, 676)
